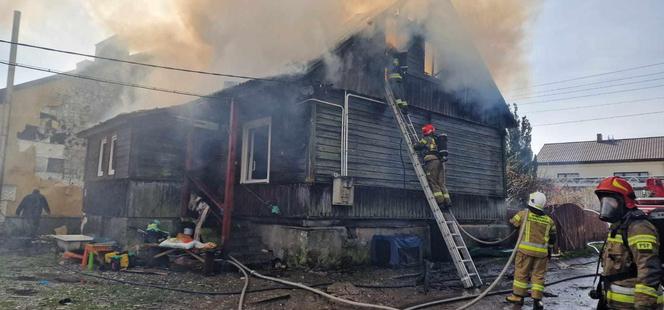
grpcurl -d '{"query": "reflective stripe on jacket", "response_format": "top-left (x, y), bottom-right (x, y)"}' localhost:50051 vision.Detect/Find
top-left (510, 210), bottom-right (556, 258)
top-left (602, 219), bottom-right (662, 309)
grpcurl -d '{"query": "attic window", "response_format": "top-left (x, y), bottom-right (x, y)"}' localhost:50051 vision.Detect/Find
top-left (424, 41), bottom-right (435, 76)
top-left (97, 137), bottom-right (107, 177)
top-left (108, 135), bottom-right (117, 175)
top-left (240, 117), bottom-right (272, 184)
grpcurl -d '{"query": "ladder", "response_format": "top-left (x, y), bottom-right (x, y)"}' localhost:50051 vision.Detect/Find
top-left (383, 72), bottom-right (482, 288)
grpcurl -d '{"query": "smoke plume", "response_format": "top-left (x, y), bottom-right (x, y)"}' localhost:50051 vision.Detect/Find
top-left (82, 0), bottom-right (537, 112)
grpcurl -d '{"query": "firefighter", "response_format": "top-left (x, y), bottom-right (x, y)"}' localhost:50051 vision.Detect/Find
top-left (15, 189), bottom-right (50, 238)
top-left (505, 191), bottom-right (556, 309)
top-left (590, 176), bottom-right (662, 309)
top-left (387, 55), bottom-right (408, 114)
top-left (414, 124), bottom-right (451, 208)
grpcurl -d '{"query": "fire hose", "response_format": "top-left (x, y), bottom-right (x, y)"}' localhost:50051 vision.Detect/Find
top-left (225, 259), bottom-right (249, 310)
top-left (228, 256), bottom-right (399, 310)
top-left (449, 210), bottom-right (517, 245)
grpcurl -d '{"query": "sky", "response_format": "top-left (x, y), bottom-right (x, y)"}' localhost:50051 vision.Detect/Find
top-left (0, 0), bottom-right (663, 155)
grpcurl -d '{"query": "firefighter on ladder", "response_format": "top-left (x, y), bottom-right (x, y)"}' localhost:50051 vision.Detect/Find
top-left (589, 176), bottom-right (662, 309)
top-left (388, 54), bottom-right (408, 114)
top-left (414, 124), bottom-right (451, 208)
top-left (506, 191), bottom-right (557, 309)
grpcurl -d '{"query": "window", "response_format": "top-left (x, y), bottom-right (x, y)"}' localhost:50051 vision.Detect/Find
top-left (108, 135), bottom-right (117, 175)
top-left (97, 137), bottom-right (107, 176)
top-left (614, 172), bottom-right (649, 177)
top-left (46, 158), bottom-right (64, 174)
top-left (424, 41), bottom-right (435, 76)
top-left (557, 173), bottom-right (579, 178)
top-left (241, 117), bottom-right (271, 184)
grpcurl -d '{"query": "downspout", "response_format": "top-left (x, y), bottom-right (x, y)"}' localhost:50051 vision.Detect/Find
top-left (344, 92), bottom-right (384, 176)
top-left (297, 98), bottom-right (345, 176)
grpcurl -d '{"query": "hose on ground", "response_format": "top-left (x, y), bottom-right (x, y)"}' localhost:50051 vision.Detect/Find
top-left (452, 210), bottom-right (528, 310)
top-left (449, 210), bottom-right (516, 245)
top-left (226, 259), bottom-right (249, 310)
top-left (401, 273), bottom-right (597, 310)
top-left (229, 256), bottom-right (399, 310)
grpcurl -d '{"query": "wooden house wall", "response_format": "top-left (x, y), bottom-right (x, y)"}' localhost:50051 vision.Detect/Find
top-left (83, 179), bottom-right (129, 216)
top-left (313, 94), bottom-right (505, 197)
top-left (129, 115), bottom-right (188, 181)
top-left (84, 125), bottom-right (131, 181)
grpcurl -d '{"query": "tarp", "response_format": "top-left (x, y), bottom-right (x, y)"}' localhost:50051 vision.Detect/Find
top-left (371, 235), bottom-right (422, 267)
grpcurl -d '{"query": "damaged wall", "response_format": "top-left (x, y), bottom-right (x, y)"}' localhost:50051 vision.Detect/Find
top-left (0, 37), bottom-right (150, 221)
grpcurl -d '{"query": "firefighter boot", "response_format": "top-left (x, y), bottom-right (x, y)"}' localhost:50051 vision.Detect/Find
top-left (533, 299), bottom-right (544, 310)
top-left (505, 294), bottom-right (524, 306)
top-left (396, 99), bottom-right (408, 114)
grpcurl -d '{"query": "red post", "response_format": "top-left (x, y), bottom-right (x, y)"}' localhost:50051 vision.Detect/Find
top-left (221, 99), bottom-right (238, 247)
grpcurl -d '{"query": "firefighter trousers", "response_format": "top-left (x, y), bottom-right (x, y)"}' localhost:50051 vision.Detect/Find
top-left (512, 251), bottom-right (548, 300)
top-left (424, 158), bottom-right (450, 205)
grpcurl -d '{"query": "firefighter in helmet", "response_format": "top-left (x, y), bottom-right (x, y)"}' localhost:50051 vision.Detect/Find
top-left (414, 124), bottom-right (451, 208)
top-left (506, 191), bottom-right (557, 309)
top-left (387, 54), bottom-right (408, 113)
top-left (590, 176), bottom-right (662, 309)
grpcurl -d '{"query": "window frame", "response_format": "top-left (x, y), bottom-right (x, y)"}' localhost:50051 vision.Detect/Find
top-left (424, 40), bottom-right (436, 77)
top-left (97, 137), bottom-right (107, 177)
top-left (240, 117), bottom-right (272, 184)
top-left (108, 134), bottom-right (117, 176)
top-left (613, 172), bottom-right (649, 177)
top-left (556, 173), bottom-right (580, 178)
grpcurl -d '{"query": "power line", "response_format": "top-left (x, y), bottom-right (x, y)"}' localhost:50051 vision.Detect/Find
top-left (524, 97), bottom-right (664, 114)
top-left (508, 71), bottom-right (664, 98)
top-left (518, 83), bottom-right (664, 105)
top-left (511, 76), bottom-right (664, 100)
top-left (0, 39), bottom-right (281, 82)
top-left (0, 60), bottom-right (220, 99)
top-left (532, 110), bottom-right (664, 127)
top-left (510, 61), bottom-right (664, 91)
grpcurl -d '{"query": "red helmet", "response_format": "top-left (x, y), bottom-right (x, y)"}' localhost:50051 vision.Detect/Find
top-left (422, 124), bottom-right (435, 136)
top-left (595, 176), bottom-right (636, 209)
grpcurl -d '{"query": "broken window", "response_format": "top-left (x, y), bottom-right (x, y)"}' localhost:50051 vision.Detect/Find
top-left (97, 137), bottom-right (107, 176)
top-left (46, 158), bottom-right (65, 174)
top-left (241, 117), bottom-right (271, 184)
top-left (108, 135), bottom-right (117, 175)
top-left (424, 41), bottom-right (435, 76)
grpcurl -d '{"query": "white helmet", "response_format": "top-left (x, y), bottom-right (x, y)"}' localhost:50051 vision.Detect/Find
top-left (528, 191), bottom-right (547, 211)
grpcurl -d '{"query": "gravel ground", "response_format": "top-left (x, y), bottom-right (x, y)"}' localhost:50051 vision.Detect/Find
top-left (0, 243), bottom-right (600, 310)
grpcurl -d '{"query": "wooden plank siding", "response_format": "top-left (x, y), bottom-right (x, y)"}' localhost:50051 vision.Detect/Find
top-left (313, 95), bottom-right (505, 197)
top-left (83, 125), bottom-right (131, 181)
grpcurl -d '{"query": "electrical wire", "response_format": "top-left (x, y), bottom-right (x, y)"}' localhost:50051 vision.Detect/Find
top-left (532, 110), bottom-right (664, 127)
top-left (508, 71), bottom-right (664, 97)
top-left (0, 39), bottom-right (280, 82)
top-left (0, 60), bottom-right (219, 99)
top-left (523, 97), bottom-right (664, 114)
top-left (509, 61), bottom-right (664, 91)
top-left (229, 256), bottom-right (399, 310)
top-left (518, 83), bottom-right (664, 105)
top-left (510, 76), bottom-right (664, 100)
top-left (519, 84), bottom-right (664, 106)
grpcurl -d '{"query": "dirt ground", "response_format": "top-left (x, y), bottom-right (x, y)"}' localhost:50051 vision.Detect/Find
top-left (0, 243), bottom-right (599, 310)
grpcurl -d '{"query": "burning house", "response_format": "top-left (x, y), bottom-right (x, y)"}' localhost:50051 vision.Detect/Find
top-left (80, 10), bottom-right (515, 266)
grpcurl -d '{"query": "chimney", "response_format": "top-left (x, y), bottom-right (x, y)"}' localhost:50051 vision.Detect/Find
top-left (597, 133), bottom-right (603, 143)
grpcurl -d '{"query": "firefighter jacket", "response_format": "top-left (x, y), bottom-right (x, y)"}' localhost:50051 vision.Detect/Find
top-left (510, 210), bottom-right (557, 258)
top-left (601, 215), bottom-right (662, 309)
top-left (388, 56), bottom-right (408, 80)
top-left (415, 135), bottom-right (443, 162)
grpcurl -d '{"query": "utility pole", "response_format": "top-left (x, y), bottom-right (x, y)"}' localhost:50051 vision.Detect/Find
top-left (0, 11), bottom-right (21, 208)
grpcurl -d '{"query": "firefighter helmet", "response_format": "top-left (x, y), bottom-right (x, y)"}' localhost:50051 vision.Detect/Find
top-left (595, 176), bottom-right (636, 209)
top-left (422, 124), bottom-right (435, 136)
top-left (528, 191), bottom-right (547, 211)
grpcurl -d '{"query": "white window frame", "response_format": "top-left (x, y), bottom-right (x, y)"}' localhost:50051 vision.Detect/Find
top-left (97, 137), bottom-right (107, 177)
top-left (108, 135), bottom-right (117, 176)
top-left (240, 117), bottom-right (272, 184)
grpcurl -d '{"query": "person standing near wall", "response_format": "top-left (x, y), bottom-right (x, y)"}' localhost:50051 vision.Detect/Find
top-left (15, 189), bottom-right (50, 238)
